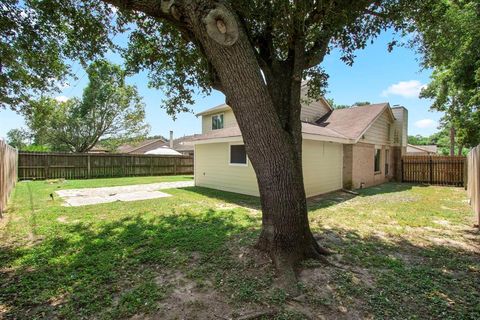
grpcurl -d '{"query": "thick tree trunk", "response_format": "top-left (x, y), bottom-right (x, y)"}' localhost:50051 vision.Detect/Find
top-left (183, 3), bottom-right (330, 280)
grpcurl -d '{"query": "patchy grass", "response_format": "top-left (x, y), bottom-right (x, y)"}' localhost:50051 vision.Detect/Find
top-left (0, 179), bottom-right (478, 319)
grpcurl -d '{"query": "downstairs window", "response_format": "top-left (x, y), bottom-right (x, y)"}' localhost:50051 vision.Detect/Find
top-left (374, 148), bottom-right (381, 173)
top-left (230, 144), bottom-right (247, 165)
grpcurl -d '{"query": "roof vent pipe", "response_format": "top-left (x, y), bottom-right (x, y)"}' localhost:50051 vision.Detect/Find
top-left (169, 131), bottom-right (174, 149)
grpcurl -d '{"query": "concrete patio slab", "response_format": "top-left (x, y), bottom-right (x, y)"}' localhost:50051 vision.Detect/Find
top-left (56, 181), bottom-right (194, 207)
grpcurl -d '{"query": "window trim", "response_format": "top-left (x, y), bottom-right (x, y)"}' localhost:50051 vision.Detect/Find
top-left (385, 148), bottom-right (390, 175)
top-left (228, 143), bottom-right (248, 167)
top-left (211, 113), bottom-right (224, 130)
top-left (374, 147), bottom-right (382, 174)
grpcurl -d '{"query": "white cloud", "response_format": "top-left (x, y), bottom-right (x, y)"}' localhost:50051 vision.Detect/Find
top-left (55, 96), bottom-right (69, 102)
top-left (415, 119), bottom-right (437, 129)
top-left (381, 80), bottom-right (426, 98)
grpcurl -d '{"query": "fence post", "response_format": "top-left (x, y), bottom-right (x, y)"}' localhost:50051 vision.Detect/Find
top-left (401, 159), bottom-right (404, 182)
top-left (87, 155), bottom-right (91, 179)
top-left (150, 157), bottom-right (153, 176)
top-left (429, 157), bottom-right (433, 184)
top-left (44, 154), bottom-right (49, 179)
top-left (173, 158), bottom-right (177, 175)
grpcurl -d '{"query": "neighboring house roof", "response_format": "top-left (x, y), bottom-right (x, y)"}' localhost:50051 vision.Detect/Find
top-left (407, 144), bottom-right (438, 154)
top-left (159, 134), bottom-right (199, 152)
top-left (88, 146), bottom-right (109, 153)
top-left (315, 103), bottom-right (394, 142)
top-left (145, 146), bottom-right (182, 155)
top-left (117, 138), bottom-right (166, 154)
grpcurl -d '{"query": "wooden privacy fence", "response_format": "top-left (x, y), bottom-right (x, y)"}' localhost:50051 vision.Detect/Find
top-left (18, 152), bottom-right (193, 180)
top-left (401, 155), bottom-right (466, 186)
top-left (466, 145), bottom-right (479, 227)
top-left (0, 141), bottom-right (18, 215)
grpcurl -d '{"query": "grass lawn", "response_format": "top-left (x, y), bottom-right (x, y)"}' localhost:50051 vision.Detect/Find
top-left (0, 178), bottom-right (479, 319)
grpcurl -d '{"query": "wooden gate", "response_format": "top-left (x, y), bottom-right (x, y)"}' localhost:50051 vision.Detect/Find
top-left (402, 155), bottom-right (465, 186)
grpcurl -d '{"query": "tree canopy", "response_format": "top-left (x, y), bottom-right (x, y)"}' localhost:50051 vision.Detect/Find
top-left (1, 0), bottom-right (421, 115)
top-left (22, 60), bottom-right (148, 152)
top-left (415, 0), bottom-right (480, 150)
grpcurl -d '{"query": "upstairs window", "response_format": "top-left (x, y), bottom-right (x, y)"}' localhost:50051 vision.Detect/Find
top-left (212, 114), bottom-right (224, 130)
top-left (374, 148), bottom-right (381, 173)
top-left (230, 144), bottom-right (247, 165)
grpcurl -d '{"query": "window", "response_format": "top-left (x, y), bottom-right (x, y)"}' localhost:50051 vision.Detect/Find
top-left (385, 149), bottom-right (390, 175)
top-left (387, 124), bottom-right (391, 142)
top-left (212, 114), bottom-right (224, 130)
top-left (374, 148), bottom-right (381, 173)
top-left (230, 144), bottom-right (247, 165)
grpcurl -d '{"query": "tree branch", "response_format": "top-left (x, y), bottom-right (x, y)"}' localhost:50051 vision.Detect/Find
top-left (303, 36), bottom-right (330, 69)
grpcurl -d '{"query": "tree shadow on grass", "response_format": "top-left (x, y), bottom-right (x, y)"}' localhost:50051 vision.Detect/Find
top-left (302, 227), bottom-right (480, 319)
top-left (180, 186), bottom-right (262, 210)
top-left (0, 211), bottom-right (478, 319)
top-left (1, 182), bottom-right (476, 319)
top-left (307, 182), bottom-right (419, 211)
top-left (0, 209), bottom-right (254, 319)
top-left (182, 183), bottom-right (419, 213)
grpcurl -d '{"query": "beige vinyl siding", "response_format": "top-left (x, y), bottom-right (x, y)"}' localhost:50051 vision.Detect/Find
top-left (202, 109), bottom-right (238, 133)
top-left (194, 142), bottom-right (259, 196)
top-left (303, 140), bottom-right (343, 197)
top-left (362, 110), bottom-right (393, 145)
top-left (194, 139), bottom-right (343, 197)
top-left (300, 99), bottom-right (331, 122)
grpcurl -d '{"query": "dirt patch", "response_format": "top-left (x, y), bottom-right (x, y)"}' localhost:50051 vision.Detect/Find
top-left (299, 266), bottom-right (371, 320)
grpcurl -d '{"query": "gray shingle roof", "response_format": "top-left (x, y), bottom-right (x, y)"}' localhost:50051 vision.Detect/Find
top-left (315, 103), bottom-right (392, 140)
top-left (193, 103), bottom-right (394, 143)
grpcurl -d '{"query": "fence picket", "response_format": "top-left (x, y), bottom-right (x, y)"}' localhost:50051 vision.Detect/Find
top-left (0, 141), bottom-right (18, 215)
top-left (466, 145), bottom-right (480, 227)
top-left (402, 155), bottom-right (465, 186)
top-left (17, 152), bottom-right (193, 180)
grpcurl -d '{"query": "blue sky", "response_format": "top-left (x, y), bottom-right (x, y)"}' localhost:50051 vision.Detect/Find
top-left (0, 29), bottom-right (441, 140)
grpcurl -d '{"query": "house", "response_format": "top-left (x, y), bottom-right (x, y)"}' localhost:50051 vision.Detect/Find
top-left (144, 146), bottom-right (182, 155)
top-left (406, 144), bottom-right (438, 155)
top-left (87, 146), bottom-right (110, 154)
top-left (192, 92), bottom-right (408, 197)
top-left (158, 132), bottom-right (197, 157)
top-left (117, 138), bottom-right (167, 154)
top-left (116, 132), bottom-right (196, 156)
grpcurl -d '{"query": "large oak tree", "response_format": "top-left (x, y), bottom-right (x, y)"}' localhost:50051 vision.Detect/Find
top-left (1, 0), bottom-right (427, 283)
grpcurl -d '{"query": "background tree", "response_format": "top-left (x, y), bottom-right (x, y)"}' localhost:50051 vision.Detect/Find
top-left (408, 134), bottom-right (431, 146)
top-left (326, 98), bottom-right (350, 110)
top-left (353, 101), bottom-right (371, 106)
top-left (413, 0), bottom-right (480, 152)
top-left (6, 128), bottom-right (30, 149)
top-left (2, 0), bottom-right (427, 285)
top-left (24, 60), bottom-right (148, 152)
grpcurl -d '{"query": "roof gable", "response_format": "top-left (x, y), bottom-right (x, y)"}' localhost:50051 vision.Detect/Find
top-left (316, 103), bottom-right (394, 142)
